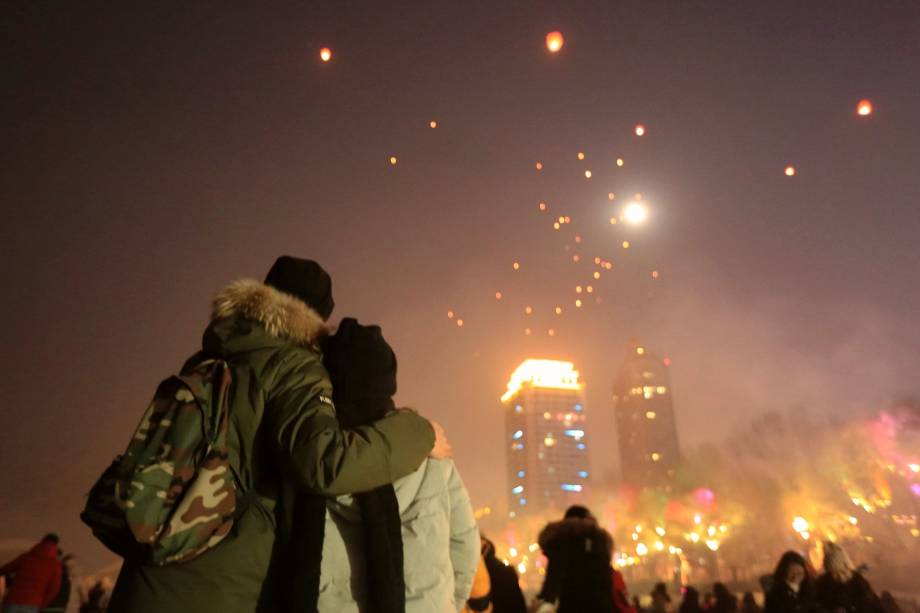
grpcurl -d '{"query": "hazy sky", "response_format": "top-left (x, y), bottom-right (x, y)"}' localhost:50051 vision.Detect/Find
top-left (2, 2), bottom-right (919, 570)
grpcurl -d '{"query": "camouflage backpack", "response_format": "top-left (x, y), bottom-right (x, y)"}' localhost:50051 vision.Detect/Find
top-left (81, 357), bottom-right (247, 565)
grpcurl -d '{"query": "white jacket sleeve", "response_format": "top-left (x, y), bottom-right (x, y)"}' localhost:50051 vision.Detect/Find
top-left (446, 460), bottom-right (481, 611)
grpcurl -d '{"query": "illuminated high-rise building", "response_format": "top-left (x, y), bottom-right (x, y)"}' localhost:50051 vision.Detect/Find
top-left (613, 342), bottom-right (681, 489)
top-left (502, 359), bottom-right (589, 515)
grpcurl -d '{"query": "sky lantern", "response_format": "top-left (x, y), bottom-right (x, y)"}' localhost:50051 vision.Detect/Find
top-left (319, 47), bottom-right (332, 62)
top-left (512, 261), bottom-right (520, 270)
top-left (634, 124), bottom-right (646, 136)
top-left (539, 201), bottom-right (547, 211)
top-left (652, 270), bottom-right (660, 279)
top-left (495, 291), bottom-right (503, 300)
top-left (623, 201), bottom-right (649, 225)
top-left (857, 99), bottom-right (873, 116)
top-left (548, 328), bottom-right (556, 337)
top-left (785, 165), bottom-right (796, 177)
top-left (429, 120), bottom-right (438, 128)
top-left (447, 310), bottom-right (454, 319)
top-left (546, 31), bottom-right (564, 53)
top-left (577, 152), bottom-right (585, 160)
top-left (607, 192), bottom-right (615, 200)
top-left (555, 306), bottom-right (562, 315)
top-left (456, 319), bottom-right (464, 327)
top-left (584, 170), bottom-right (592, 179)
top-left (622, 240), bottom-right (631, 249)
top-left (389, 156), bottom-right (398, 165)
top-left (525, 306), bottom-right (533, 315)
top-left (524, 328), bottom-right (532, 336)
top-left (616, 158), bottom-right (625, 167)
top-left (535, 161), bottom-right (544, 171)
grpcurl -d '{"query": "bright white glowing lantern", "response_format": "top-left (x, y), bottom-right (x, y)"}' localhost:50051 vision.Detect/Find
top-left (623, 201), bottom-right (648, 224)
top-left (319, 47), bottom-right (332, 62)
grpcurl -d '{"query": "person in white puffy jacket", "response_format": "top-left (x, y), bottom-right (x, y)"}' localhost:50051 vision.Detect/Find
top-left (316, 318), bottom-right (480, 613)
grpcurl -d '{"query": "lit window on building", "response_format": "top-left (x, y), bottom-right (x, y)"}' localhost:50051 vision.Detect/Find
top-left (643, 386), bottom-right (655, 399)
top-left (512, 485), bottom-right (524, 494)
top-left (517, 470), bottom-right (525, 477)
top-left (561, 484), bottom-right (583, 492)
top-left (657, 386), bottom-right (667, 394)
top-left (563, 429), bottom-right (585, 439)
top-left (577, 443), bottom-right (586, 450)
top-left (543, 435), bottom-right (556, 447)
top-left (512, 430), bottom-right (523, 440)
top-left (578, 470), bottom-right (589, 478)
top-left (646, 411), bottom-right (657, 419)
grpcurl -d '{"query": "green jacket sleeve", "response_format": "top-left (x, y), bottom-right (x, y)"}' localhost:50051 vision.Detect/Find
top-left (445, 460), bottom-right (480, 611)
top-left (268, 358), bottom-right (435, 496)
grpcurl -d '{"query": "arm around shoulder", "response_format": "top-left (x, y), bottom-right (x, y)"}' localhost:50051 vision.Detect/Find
top-left (268, 362), bottom-right (435, 496)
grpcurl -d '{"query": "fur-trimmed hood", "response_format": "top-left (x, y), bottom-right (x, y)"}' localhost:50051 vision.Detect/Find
top-left (211, 279), bottom-right (327, 347)
top-left (538, 517), bottom-right (613, 558)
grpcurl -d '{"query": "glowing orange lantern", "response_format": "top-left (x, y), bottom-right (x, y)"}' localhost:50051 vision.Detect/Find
top-left (524, 328), bottom-right (532, 336)
top-left (525, 306), bottom-right (533, 315)
top-left (608, 192), bottom-right (615, 200)
top-left (785, 165), bottom-right (796, 177)
top-left (495, 292), bottom-right (503, 300)
top-left (635, 124), bottom-right (646, 136)
top-left (456, 319), bottom-right (464, 327)
top-left (548, 329), bottom-right (556, 337)
top-left (429, 120), bottom-right (438, 128)
top-left (577, 152), bottom-right (585, 160)
top-left (447, 310), bottom-right (454, 319)
top-left (616, 158), bottom-right (625, 167)
top-left (584, 170), bottom-right (592, 179)
top-left (389, 156), bottom-right (398, 165)
top-left (857, 99), bottom-right (873, 116)
top-left (319, 47), bottom-right (332, 62)
top-left (622, 240), bottom-right (630, 249)
top-left (546, 31), bottom-right (564, 53)
top-left (512, 261), bottom-right (521, 270)
top-left (539, 201), bottom-right (547, 211)
top-left (535, 162), bottom-right (544, 170)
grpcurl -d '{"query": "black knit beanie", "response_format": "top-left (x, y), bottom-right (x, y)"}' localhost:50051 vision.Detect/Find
top-left (325, 318), bottom-right (397, 412)
top-left (264, 255), bottom-right (335, 321)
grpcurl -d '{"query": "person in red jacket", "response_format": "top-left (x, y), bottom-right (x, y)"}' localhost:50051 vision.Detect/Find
top-left (0, 534), bottom-right (63, 613)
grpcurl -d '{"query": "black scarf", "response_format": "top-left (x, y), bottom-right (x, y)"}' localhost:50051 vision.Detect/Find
top-left (282, 398), bottom-right (404, 613)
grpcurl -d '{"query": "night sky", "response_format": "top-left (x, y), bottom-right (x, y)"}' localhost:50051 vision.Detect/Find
top-left (3, 2), bottom-right (919, 570)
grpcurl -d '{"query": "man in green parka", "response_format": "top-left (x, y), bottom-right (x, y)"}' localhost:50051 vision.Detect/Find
top-left (107, 256), bottom-right (449, 613)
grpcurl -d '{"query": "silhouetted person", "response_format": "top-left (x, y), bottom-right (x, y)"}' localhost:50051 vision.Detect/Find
top-left (481, 537), bottom-right (526, 613)
top-left (879, 592), bottom-right (901, 613)
top-left (0, 534), bottom-right (63, 613)
top-left (740, 592), bottom-right (761, 613)
top-left (536, 505), bottom-right (615, 613)
top-left (650, 582), bottom-right (672, 613)
top-left (710, 583), bottom-right (738, 613)
top-left (679, 587), bottom-right (704, 613)
top-left (815, 542), bottom-right (883, 613)
top-left (765, 551), bottom-right (816, 613)
top-left (79, 582), bottom-right (106, 613)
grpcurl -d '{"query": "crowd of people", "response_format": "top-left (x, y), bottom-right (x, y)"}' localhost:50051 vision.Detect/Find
top-left (1, 256), bottom-right (914, 613)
